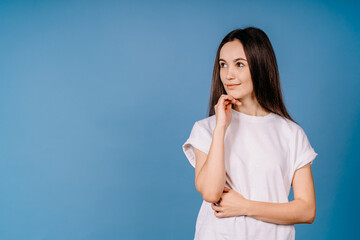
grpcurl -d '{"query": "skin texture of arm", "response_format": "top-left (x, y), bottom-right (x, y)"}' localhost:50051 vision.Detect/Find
top-left (211, 163), bottom-right (316, 224)
top-left (194, 126), bottom-right (227, 203)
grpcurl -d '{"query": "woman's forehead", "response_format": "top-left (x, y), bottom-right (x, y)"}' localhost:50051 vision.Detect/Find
top-left (219, 40), bottom-right (246, 60)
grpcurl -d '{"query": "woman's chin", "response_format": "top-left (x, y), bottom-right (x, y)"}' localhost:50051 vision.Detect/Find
top-left (228, 93), bottom-right (242, 99)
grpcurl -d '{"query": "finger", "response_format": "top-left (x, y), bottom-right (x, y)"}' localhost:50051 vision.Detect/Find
top-left (233, 99), bottom-right (242, 105)
top-left (220, 94), bottom-right (234, 103)
top-left (225, 101), bottom-right (232, 109)
top-left (225, 98), bottom-right (235, 105)
top-left (222, 95), bottom-right (241, 106)
top-left (220, 96), bottom-right (236, 109)
top-left (225, 103), bottom-right (232, 111)
top-left (223, 99), bottom-right (231, 108)
top-left (214, 210), bottom-right (225, 218)
top-left (224, 95), bottom-right (235, 101)
top-left (211, 203), bottom-right (223, 211)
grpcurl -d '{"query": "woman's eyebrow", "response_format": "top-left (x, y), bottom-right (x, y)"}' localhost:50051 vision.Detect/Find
top-left (219, 57), bottom-right (247, 62)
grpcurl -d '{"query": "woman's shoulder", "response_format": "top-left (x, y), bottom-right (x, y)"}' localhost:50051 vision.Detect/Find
top-left (272, 113), bottom-right (305, 136)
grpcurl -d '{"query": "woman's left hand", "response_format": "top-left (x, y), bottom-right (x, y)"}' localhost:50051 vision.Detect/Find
top-left (211, 187), bottom-right (249, 218)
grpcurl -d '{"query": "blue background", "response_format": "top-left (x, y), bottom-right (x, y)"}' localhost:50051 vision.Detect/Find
top-left (0, 0), bottom-right (359, 239)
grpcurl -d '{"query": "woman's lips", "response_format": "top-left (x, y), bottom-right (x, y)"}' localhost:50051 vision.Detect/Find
top-left (227, 84), bottom-right (240, 89)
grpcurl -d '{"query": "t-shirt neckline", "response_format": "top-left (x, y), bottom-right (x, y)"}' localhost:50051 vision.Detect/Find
top-left (231, 108), bottom-right (276, 122)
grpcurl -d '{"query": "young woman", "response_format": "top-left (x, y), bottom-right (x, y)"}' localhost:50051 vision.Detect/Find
top-left (182, 27), bottom-right (318, 240)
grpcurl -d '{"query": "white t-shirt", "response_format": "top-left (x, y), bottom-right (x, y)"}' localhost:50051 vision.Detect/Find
top-left (182, 108), bottom-right (318, 240)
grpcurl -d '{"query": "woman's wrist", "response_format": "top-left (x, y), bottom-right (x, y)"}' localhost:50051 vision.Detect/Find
top-left (213, 125), bottom-right (227, 136)
top-left (243, 199), bottom-right (252, 216)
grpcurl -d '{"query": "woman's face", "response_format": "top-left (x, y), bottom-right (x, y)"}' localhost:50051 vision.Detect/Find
top-left (219, 39), bottom-right (253, 100)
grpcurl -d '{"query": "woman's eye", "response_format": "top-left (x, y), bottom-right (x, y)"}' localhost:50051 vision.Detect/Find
top-left (220, 63), bottom-right (226, 68)
top-left (237, 62), bottom-right (244, 67)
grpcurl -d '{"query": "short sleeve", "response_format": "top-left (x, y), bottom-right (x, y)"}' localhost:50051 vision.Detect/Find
top-left (293, 127), bottom-right (318, 171)
top-left (182, 121), bottom-right (212, 168)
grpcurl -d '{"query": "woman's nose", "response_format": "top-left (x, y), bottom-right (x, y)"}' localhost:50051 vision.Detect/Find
top-left (226, 67), bottom-right (235, 79)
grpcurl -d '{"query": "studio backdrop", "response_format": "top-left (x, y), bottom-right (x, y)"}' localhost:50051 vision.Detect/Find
top-left (0, 0), bottom-right (359, 239)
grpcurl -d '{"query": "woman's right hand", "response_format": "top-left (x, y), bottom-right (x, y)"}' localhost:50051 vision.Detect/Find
top-left (214, 94), bottom-right (242, 129)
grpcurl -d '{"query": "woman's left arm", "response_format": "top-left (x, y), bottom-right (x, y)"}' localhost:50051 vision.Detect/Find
top-left (211, 163), bottom-right (316, 225)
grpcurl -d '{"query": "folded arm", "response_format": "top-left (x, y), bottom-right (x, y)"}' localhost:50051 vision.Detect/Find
top-left (245, 163), bottom-right (316, 225)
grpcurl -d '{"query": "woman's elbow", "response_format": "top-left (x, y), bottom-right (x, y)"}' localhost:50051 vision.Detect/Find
top-left (199, 190), bottom-right (222, 203)
top-left (195, 184), bottom-right (221, 203)
top-left (306, 205), bottom-right (316, 224)
top-left (203, 194), bottom-right (221, 203)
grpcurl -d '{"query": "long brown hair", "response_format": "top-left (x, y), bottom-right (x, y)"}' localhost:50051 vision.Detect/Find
top-left (208, 26), bottom-right (296, 123)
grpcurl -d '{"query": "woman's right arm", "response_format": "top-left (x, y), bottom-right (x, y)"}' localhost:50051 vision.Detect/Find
top-left (194, 126), bottom-right (227, 203)
top-left (194, 94), bottom-right (242, 203)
